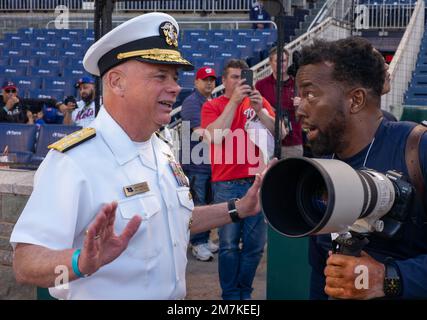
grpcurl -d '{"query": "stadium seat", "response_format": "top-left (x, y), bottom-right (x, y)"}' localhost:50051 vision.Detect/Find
top-left (3, 49), bottom-right (26, 57)
top-left (0, 57), bottom-right (9, 66)
top-left (32, 124), bottom-right (82, 163)
top-left (28, 66), bottom-right (61, 78)
top-left (10, 76), bottom-right (43, 92)
top-left (0, 123), bottom-right (37, 154)
top-left (9, 57), bottom-right (38, 68)
top-left (178, 71), bottom-right (196, 89)
top-left (43, 78), bottom-right (74, 96)
top-left (0, 66), bottom-right (28, 77)
top-left (38, 58), bottom-right (64, 69)
top-left (30, 89), bottom-right (64, 101)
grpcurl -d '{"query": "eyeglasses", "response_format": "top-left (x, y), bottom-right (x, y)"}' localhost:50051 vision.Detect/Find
top-left (4, 89), bottom-right (17, 94)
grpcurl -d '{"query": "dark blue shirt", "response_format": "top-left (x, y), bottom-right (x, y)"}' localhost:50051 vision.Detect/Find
top-left (180, 89), bottom-right (211, 174)
top-left (249, 2), bottom-right (271, 29)
top-left (309, 119), bottom-right (427, 299)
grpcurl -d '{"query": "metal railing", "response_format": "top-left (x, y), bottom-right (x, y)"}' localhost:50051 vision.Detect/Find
top-left (308, 0), bottom-right (415, 32)
top-left (45, 18), bottom-right (277, 30)
top-left (0, 0), bottom-right (253, 12)
top-left (381, 0), bottom-right (424, 113)
top-left (353, 0), bottom-right (416, 30)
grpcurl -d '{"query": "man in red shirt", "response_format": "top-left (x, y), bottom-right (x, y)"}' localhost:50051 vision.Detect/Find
top-left (201, 59), bottom-right (276, 300)
top-left (256, 46), bottom-right (303, 158)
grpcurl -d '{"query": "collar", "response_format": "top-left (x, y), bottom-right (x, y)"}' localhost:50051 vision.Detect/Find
top-left (194, 89), bottom-right (208, 103)
top-left (93, 107), bottom-right (141, 166)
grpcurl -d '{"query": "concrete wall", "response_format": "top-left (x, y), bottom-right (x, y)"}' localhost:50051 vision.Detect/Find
top-left (0, 169), bottom-right (36, 299)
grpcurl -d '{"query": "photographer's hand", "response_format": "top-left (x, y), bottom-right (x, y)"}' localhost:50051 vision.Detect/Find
top-left (324, 251), bottom-right (385, 300)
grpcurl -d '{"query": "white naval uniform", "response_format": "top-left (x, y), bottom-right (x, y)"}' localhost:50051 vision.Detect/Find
top-left (10, 107), bottom-right (194, 300)
top-left (71, 100), bottom-right (96, 128)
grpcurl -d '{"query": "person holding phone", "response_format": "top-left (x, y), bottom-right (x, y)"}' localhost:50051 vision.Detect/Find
top-left (256, 46), bottom-right (304, 158)
top-left (201, 59), bottom-right (277, 300)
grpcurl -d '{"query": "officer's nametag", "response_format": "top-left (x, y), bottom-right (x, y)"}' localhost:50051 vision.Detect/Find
top-left (123, 182), bottom-right (150, 197)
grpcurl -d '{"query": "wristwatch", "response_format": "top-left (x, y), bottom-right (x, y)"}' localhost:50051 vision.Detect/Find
top-left (383, 258), bottom-right (402, 298)
top-left (227, 198), bottom-right (241, 223)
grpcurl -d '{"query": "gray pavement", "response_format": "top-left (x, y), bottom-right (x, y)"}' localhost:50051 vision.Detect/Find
top-left (185, 233), bottom-right (267, 300)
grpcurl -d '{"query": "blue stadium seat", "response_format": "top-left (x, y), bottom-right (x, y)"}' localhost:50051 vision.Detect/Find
top-left (30, 89), bottom-right (64, 101)
top-left (38, 42), bottom-right (61, 50)
top-left (58, 49), bottom-right (84, 59)
top-left (4, 49), bottom-right (26, 57)
top-left (0, 57), bottom-right (9, 66)
top-left (32, 124), bottom-right (82, 163)
top-left (43, 78), bottom-right (74, 96)
top-left (38, 58), bottom-right (64, 69)
top-left (0, 40), bottom-right (11, 49)
top-left (9, 57), bottom-right (38, 67)
top-left (178, 71), bottom-right (196, 89)
top-left (4, 34), bottom-right (30, 42)
top-left (28, 66), bottom-right (61, 78)
top-left (63, 42), bottom-right (86, 50)
top-left (233, 44), bottom-right (254, 60)
top-left (13, 41), bottom-right (34, 50)
top-left (30, 48), bottom-right (57, 58)
top-left (0, 123), bottom-right (37, 154)
top-left (0, 66), bottom-right (28, 77)
top-left (62, 67), bottom-right (86, 79)
top-left (66, 29), bottom-right (85, 38)
top-left (10, 76), bottom-right (43, 91)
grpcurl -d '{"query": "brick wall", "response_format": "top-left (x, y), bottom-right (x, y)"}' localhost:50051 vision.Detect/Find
top-left (0, 169), bottom-right (36, 299)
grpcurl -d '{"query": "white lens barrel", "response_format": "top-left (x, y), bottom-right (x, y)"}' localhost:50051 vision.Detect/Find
top-left (309, 159), bottom-right (365, 235)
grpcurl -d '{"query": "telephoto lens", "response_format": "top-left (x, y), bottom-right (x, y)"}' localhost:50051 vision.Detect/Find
top-left (260, 157), bottom-right (413, 238)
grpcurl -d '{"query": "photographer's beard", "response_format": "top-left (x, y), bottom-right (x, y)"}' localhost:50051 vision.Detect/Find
top-left (81, 89), bottom-right (95, 104)
top-left (309, 108), bottom-right (347, 157)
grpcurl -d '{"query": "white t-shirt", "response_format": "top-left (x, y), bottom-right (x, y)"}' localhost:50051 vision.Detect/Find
top-left (71, 100), bottom-right (96, 128)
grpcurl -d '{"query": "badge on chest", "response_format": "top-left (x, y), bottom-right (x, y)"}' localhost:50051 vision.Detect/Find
top-left (163, 152), bottom-right (189, 187)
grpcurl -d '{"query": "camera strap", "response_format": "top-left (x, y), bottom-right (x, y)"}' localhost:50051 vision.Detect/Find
top-left (405, 124), bottom-right (427, 220)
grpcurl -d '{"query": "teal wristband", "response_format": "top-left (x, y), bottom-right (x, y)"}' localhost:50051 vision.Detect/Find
top-left (72, 249), bottom-right (87, 278)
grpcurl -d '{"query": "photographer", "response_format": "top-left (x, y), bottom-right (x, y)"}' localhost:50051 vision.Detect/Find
top-left (0, 81), bottom-right (33, 124)
top-left (62, 76), bottom-right (95, 127)
top-left (296, 37), bottom-right (427, 299)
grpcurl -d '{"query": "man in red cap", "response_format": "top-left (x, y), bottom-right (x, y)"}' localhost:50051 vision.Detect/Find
top-left (181, 66), bottom-right (218, 261)
top-left (0, 81), bottom-right (33, 124)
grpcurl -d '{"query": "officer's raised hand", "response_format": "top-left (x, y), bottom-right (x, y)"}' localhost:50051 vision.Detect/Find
top-left (77, 202), bottom-right (142, 276)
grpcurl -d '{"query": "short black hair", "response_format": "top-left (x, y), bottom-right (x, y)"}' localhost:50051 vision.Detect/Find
top-left (299, 37), bottom-right (385, 97)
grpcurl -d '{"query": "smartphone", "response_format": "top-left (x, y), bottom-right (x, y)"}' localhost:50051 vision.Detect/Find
top-left (241, 69), bottom-right (253, 89)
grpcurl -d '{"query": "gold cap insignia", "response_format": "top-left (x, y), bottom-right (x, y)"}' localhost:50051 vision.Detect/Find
top-left (159, 21), bottom-right (178, 48)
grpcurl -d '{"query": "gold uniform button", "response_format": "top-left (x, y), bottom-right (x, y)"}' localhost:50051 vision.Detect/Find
top-left (188, 192), bottom-right (192, 200)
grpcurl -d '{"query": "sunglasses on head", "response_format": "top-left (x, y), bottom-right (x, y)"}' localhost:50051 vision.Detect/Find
top-left (5, 89), bottom-right (16, 93)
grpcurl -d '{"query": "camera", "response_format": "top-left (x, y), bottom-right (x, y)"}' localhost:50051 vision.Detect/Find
top-left (260, 157), bottom-right (414, 239)
top-left (64, 96), bottom-right (77, 105)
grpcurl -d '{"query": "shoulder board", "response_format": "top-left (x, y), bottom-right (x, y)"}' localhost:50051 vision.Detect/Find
top-left (48, 127), bottom-right (96, 153)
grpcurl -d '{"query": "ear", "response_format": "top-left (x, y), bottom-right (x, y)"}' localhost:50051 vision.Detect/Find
top-left (349, 88), bottom-right (368, 114)
top-left (105, 69), bottom-right (126, 97)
